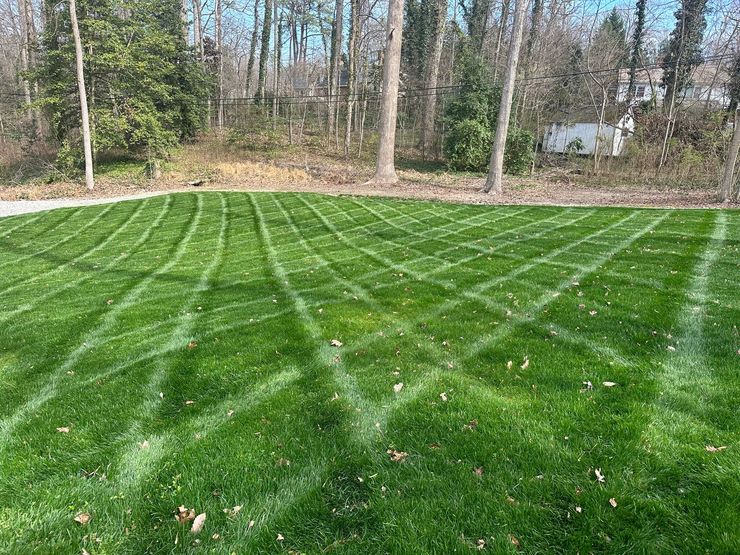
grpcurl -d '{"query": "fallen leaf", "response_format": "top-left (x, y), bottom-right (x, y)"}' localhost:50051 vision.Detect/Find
top-left (106, 299), bottom-right (114, 305)
top-left (74, 512), bottom-right (91, 526)
top-left (477, 538), bottom-right (486, 550)
top-left (393, 382), bottom-right (404, 393)
top-left (330, 339), bottom-right (343, 347)
top-left (589, 310), bottom-right (598, 316)
top-left (609, 498), bottom-right (618, 508)
top-left (276, 533), bottom-right (285, 541)
top-left (56, 427), bottom-right (70, 434)
top-left (463, 419), bottom-right (478, 431)
top-left (227, 409), bottom-right (235, 417)
top-left (387, 449), bottom-right (408, 462)
top-left (582, 381), bottom-right (593, 391)
top-left (595, 468), bottom-right (605, 483)
top-left (667, 345), bottom-right (676, 352)
top-left (520, 358), bottom-right (530, 370)
top-left (248, 520), bottom-right (255, 529)
top-left (223, 505), bottom-right (242, 518)
top-left (138, 440), bottom-right (150, 450)
top-left (474, 466), bottom-right (484, 476)
top-left (575, 506), bottom-right (582, 513)
top-left (705, 445), bottom-right (727, 453)
top-left (510, 534), bottom-right (520, 548)
top-left (175, 506), bottom-right (195, 524)
top-left (185, 400), bottom-right (195, 405)
top-left (506, 360), bottom-right (513, 369)
top-left (602, 381), bottom-right (617, 387)
top-left (439, 392), bottom-right (448, 402)
top-left (187, 341), bottom-right (198, 350)
top-left (191, 513), bottom-right (206, 534)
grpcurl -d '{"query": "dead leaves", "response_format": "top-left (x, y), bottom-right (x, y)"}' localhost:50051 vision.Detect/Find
top-left (463, 419), bottom-right (478, 431)
top-left (191, 513), bottom-right (206, 534)
top-left (387, 449), bottom-right (408, 462)
top-left (56, 426), bottom-right (71, 434)
top-left (474, 466), bottom-right (484, 477)
top-left (73, 512), bottom-right (91, 526)
top-left (602, 381), bottom-right (617, 387)
top-left (187, 340), bottom-right (198, 350)
top-left (439, 392), bottom-right (448, 402)
top-left (175, 506), bottom-right (195, 525)
top-left (705, 445), bottom-right (727, 453)
top-left (594, 468), bottom-right (605, 483)
top-left (609, 498), bottom-right (618, 508)
top-left (393, 382), bottom-right (404, 393)
top-left (330, 339), bottom-right (343, 348)
top-left (223, 505), bottom-right (242, 518)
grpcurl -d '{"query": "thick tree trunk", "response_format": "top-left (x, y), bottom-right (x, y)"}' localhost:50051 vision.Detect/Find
top-left (69, 0), bottom-right (94, 191)
top-left (245, 0), bottom-right (260, 97)
top-left (483, 0), bottom-right (528, 194)
top-left (328, 0), bottom-right (344, 142)
top-left (719, 108), bottom-right (740, 202)
top-left (343, 0), bottom-right (360, 157)
top-left (257, 0), bottom-right (273, 102)
top-left (17, 0), bottom-right (37, 133)
top-left (421, 0), bottom-right (447, 160)
top-left (372, 0), bottom-right (405, 184)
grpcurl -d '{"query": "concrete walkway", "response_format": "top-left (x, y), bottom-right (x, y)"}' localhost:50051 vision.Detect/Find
top-left (0, 192), bottom-right (169, 218)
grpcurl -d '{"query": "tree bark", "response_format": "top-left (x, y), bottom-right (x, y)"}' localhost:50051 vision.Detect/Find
top-left (193, 0), bottom-right (203, 60)
top-left (17, 0), bottom-right (37, 133)
top-left (344, 0), bottom-right (360, 157)
top-left (719, 108), bottom-right (740, 202)
top-left (257, 0), bottom-right (273, 102)
top-left (328, 0), bottom-right (344, 142)
top-left (372, 0), bottom-right (405, 184)
top-left (181, 0), bottom-right (189, 44)
top-left (483, 0), bottom-right (528, 194)
top-left (69, 0), bottom-right (94, 191)
top-left (245, 0), bottom-right (260, 97)
top-left (216, 0), bottom-right (224, 128)
top-left (421, 0), bottom-right (447, 160)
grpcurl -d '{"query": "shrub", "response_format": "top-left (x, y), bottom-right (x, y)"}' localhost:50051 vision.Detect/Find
top-left (444, 119), bottom-right (492, 171)
top-left (504, 127), bottom-right (535, 175)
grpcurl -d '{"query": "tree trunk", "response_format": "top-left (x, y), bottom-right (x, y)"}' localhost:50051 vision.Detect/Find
top-left (492, 0), bottom-right (510, 82)
top-left (181, 0), bottom-right (189, 44)
top-left (69, 0), bottom-right (94, 191)
top-left (216, 0), bottom-right (224, 128)
top-left (344, 0), bottom-right (359, 157)
top-left (193, 0), bottom-right (203, 60)
top-left (272, 3), bottom-right (280, 129)
top-left (719, 108), bottom-right (740, 202)
top-left (483, 0), bottom-right (528, 194)
top-left (257, 0), bottom-right (273, 102)
top-left (245, 0), bottom-right (260, 97)
top-left (17, 0), bottom-right (37, 134)
top-left (372, 0), bottom-right (404, 184)
top-left (328, 0), bottom-right (344, 142)
top-left (421, 0), bottom-right (447, 160)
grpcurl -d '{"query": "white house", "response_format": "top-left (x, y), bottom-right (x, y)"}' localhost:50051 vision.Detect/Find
top-left (615, 62), bottom-right (730, 109)
top-left (543, 113), bottom-right (635, 157)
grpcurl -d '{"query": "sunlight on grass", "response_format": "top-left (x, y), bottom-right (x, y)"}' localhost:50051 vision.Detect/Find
top-left (0, 193), bottom-right (737, 554)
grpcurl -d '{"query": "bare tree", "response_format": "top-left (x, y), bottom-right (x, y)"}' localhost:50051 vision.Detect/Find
top-left (371, 0), bottom-right (404, 184)
top-left (257, 0), bottom-right (273, 101)
top-left (328, 0), bottom-right (344, 144)
top-left (344, 0), bottom-right (360, 156)
top-left (245, 0), bottom-right (260, 97)
top-left (719, 107), bottom-right (740, 202)
top-left (483, 0), bottom-right (528, 194)
top-left (421, 0), bottom-right (447, 160)
top-left (69, 0), bottom-right (94, 191)
top-left (17, 0), bottom-right (37, 133)
top-left (193, 0), bottom-right (204, 60)
top-left (216, 0), bottom-right (224, 128)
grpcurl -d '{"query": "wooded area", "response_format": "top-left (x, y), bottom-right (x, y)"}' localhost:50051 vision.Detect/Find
top-left (1, 0), bottom-right (739, 201)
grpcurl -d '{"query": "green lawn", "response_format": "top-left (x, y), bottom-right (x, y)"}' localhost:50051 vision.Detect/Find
top-left (0, 192), bottom-right (737, 554)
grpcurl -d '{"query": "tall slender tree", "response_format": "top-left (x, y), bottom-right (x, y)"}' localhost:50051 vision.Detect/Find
top-left (328, 0), bottom-right (344, 142)
top-left (245, 0), bottom-right (260, 97)
top-left (69, 0), bottom-right (94, 191)
top-left (372, 0), bottom-right (405, 184)
top-left (483, 0), bottom-right (528, 194)
top-left (627, 0), bottom-right (647, 103)
top-left (420, 0), bottom-right (447, 159)
top-left (719, 108), bottom-right (740, 202)
top-left (344, 0), bottom-right (360, 156)
top-left (257, 0), bottom-right (273, 102)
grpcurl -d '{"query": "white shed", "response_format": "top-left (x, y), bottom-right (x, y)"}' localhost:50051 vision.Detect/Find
top-left (543, 114), bottom-right (634, 157)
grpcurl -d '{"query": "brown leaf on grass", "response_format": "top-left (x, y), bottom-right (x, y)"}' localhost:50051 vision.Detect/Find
top-left (276, 458), bottom-right (291, 466)
top-left (276, 533), bottom-right (285, 541)
top-left (393, 382), bottom-right (404, 393)
top-left (509, 535), bottom-right (521, 548)
top-left (187, 341), bottom-right (198, 350)
top-left (474, 466), bottom-right (484, 477)
top-left (330, 339), bottom-right (343, 347)
top-left (56, 427), bottom-right (70, 433)
top-left (520, 358), bottom-right (530, 370)
top-left (439, 392), bottom-right (448, 402)
top-left (138, 440), bottom-right (150, 450)
top-left (185, 400), bottom-right (195, 405)
top-left (477, 538), bottom-right (486, 550)
top-left (506, 496), bottom-right (518, 506)
top-left (602, 381), bottom-right (617, 387)
top-left (74, 512), bottom-right (91, 526)
top-left (387, 449), bottom-right (408, 462)
top-left (609, 498), bottom-right (618, 508)
top-left (463, 419), bottom-right (478, 431)
top-left (705, 445), bottom-right (727, 453)
top-left (575, 506), bottom-right (582, 513)
top-left (106, 299), bottom-right (114, 305)
top-left (223, 505), bottom-right (242, 518)
top-left (191, 513), bottom-right (206, 534)
top-left (594, 468), bottom-right (605, 483)
top-left (175, 506), bottom-right (195, 524)
top-left (506, 360), bottom-right (513, 369)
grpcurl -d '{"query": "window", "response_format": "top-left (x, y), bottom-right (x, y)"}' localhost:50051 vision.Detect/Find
top-left (635, 85), bottom-right (646, 99)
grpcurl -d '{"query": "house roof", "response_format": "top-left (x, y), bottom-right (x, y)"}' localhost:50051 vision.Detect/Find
top-left (618, 61), bottom-right (730, 87)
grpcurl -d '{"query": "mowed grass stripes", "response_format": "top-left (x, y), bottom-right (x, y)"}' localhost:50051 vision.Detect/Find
top-left (0, 192), bottom-right (737, 554)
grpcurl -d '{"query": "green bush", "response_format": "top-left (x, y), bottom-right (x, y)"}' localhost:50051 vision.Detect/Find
top-left (504, 127), bottom-right (535, 175)
top-left (444, 119), bottom-right (492, 172)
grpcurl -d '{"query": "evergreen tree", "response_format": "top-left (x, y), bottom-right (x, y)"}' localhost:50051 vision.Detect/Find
top-left (661, 0), bottom-right (709, 108)
top-left (627, 0), bottom-right (647, 101)
top-left (37, 0), bottom-right (210, 171)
